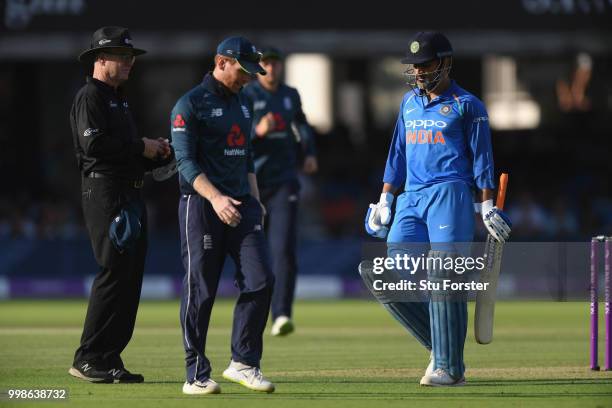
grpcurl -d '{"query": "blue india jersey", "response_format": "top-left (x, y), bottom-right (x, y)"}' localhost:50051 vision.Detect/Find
top-left (383, 81), bottom-right (495, 192)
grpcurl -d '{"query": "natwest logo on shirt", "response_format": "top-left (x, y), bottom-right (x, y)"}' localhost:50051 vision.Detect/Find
top-left (273, 113), bottom-right (286, 131)
top-left (172, 114), bottom-right (186, 132)
top-left (225, 124), bottom-right (246, 156)
top-left (226, 124), bottom-right (245, 147)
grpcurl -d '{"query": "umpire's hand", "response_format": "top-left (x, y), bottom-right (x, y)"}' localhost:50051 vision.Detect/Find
top-left (142, 137), bottom-right (169, 160)
top-left (211, 195), bottom-right (242, 227)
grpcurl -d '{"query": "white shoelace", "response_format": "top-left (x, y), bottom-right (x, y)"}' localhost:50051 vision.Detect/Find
top-left (241, 367), bottom-right (264, 383)
top-left (195, 379), bottom-right (213, 388)
top-left (432, 368), bottom-right (447, 377)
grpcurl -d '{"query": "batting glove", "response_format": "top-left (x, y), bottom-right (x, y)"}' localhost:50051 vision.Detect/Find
top-left (365, 192), bottom-right (394, 239)
top-left (152, 159), bottom-right (178, 182)
top-left (475, 199), bottom-right (512, 243)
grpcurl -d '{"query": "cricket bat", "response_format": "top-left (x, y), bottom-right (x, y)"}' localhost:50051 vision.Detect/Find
top-left (474, 173), bottom-right (508, 345)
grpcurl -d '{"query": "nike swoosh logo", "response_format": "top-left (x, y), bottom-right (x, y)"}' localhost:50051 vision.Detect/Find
top-left (405, 108), bottom-right (417, 115)
top-left (439, 225), bottom-right (450, 229)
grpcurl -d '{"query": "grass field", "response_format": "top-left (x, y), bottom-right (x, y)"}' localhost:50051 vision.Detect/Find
top-left (0, 300), bottom-right (611, 407)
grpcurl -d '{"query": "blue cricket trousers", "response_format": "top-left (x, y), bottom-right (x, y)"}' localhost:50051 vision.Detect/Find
top-left (178, 194), bottom-right (274, 383)
top-left (260, 179), bottom-right (299, 320)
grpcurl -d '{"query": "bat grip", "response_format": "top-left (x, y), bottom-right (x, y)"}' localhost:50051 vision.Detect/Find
top-left (496, 173), bottom-right (508, 210)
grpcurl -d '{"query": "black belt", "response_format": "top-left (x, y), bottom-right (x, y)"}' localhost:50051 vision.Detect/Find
top-left (86, 172), bottom-right (144, 189)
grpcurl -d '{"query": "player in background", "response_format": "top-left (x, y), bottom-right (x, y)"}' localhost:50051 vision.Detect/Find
top-left (243, 47), bottom-right (318, 337)
top-left (363, 32), bottom-right (511, 386)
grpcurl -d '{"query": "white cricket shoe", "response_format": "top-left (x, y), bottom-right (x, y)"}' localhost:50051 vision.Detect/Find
top-left (420, 368), bottom-right (466, 387)
top-left (182, 379), bottom-right (221, 395)
top-left (222, 360), bottom-right (275, 393)
top-left (424, 351), bottom-right (434, 376)
top-left (271, 316), bottom-right (294, 336)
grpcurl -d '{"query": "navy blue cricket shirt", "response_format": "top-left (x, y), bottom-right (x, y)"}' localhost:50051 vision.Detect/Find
top-left (171, 73), bottom-right (255, 198)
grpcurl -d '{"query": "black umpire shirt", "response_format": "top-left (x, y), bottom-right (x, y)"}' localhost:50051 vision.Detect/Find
top-left (70, 76), bottom-right (151, 179)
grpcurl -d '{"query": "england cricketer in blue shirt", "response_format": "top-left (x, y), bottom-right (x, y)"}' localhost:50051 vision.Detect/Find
top-left (171, 36), bottom-right (276, 395)
top-left (243, 47), bottom-right (318, 337)
top-left (363, 32), bottom-right (512, 386)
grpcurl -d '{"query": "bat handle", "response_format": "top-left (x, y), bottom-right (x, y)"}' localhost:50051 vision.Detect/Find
top-left (496, 173), bottom-right (508, 210)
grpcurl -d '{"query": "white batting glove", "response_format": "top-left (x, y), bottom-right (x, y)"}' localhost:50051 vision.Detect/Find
top-left (365, 192), bottom-right (394, 239)
top-left (475, 199), bottom-right (512, 243)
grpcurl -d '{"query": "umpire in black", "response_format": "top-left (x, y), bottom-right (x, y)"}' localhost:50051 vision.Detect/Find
top-left (69, 26), bottom-right (172, 383)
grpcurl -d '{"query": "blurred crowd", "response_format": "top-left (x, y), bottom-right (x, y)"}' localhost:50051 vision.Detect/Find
top-left (1, 126), bottom-right (610, 243)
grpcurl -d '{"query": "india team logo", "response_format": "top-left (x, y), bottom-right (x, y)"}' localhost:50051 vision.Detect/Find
top-left (410, 41), bottom-right (420, 54)
top-left (440, 105), bottom-right (451, 115)
top-left (405, 119), bottom-right (447, 145)
top-left (406, 130), bottom-right (446, 145)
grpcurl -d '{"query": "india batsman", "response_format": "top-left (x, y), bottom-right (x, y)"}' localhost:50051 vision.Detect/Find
top-left (363, 32), bottom-right (511, 386)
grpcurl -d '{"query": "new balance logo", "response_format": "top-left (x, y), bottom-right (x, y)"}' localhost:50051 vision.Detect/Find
top-left (81, 363), bottom-right (91, 372)
top-left (108, 369), bottom-right (121, 377)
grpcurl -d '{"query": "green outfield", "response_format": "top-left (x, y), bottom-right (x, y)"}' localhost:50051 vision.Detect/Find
top-left (0, 300), bottom-right (610, 407)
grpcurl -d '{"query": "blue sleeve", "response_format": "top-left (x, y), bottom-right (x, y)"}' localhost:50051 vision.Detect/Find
top-left (171, 96), bottom-right (203, 185)
top-left (464, 98), bottom-right (495, 190)
top-left (382, 100), bottom-right (407, 188)
top-left (292, 90), bottom-right (316, 156)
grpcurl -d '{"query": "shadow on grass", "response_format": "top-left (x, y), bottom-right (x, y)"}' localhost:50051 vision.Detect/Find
top-left (144, 381), bottom-right (187, 384)
top-left (468, 378), bottom-right (612, 387)
top-left (152, 392), bottom-right (612, 401)
top-left (266, 377), bottom-right (612, 386)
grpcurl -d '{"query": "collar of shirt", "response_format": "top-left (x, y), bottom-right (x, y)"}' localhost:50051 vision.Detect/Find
top-left (415, 80), bottom-right (458, 109)
top-left (86, 76), bottom-right (122, 96)
top-left (201, 72), bottom-right (234, 99)
top-left (252, 79), bottom-right (280, 95)
top-left (435, 80), bottom-right (459, 101)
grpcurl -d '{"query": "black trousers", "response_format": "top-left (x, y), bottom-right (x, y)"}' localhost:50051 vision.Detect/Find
top-left (260, 180), bottom-right (299, 319)
top-left (73, 176), bottom-right (147, 369)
